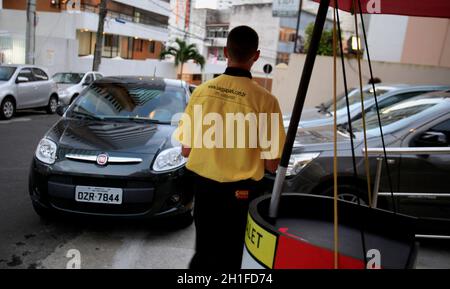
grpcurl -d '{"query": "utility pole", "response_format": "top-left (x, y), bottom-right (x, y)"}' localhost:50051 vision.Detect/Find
top-left (184, 0), bottom-right (191, 41)
top-left (92, 0), bottom-right (108, 71)
top-left (25, 0), bottom-right (36, 64)
top-left (293, 0), bottom-right (303, 53)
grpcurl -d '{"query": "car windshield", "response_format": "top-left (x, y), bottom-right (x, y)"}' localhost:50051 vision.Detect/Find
top-left (0, 66), bottom-right (17, 81)
top-left (351, 98), bottom-right (441, 132)
top-left (323, 87), bottom-right (391, 113)
top-left (69, 81), bottom-right (186, 123)
top-left (52, 73), bottom-right (85, 84)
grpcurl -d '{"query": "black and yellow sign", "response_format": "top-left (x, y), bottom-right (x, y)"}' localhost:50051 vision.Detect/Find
top-left (244, 213), bottom-right (277, 268)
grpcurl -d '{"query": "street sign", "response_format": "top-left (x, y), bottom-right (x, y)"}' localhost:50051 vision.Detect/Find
top-left (263, 64), bottom-right (273, 75)
top-left (272, 0), bottom-right (300, 17)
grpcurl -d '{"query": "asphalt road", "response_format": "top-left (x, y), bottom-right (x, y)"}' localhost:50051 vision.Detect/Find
top-left (0, 111), bottom-right (449, 269)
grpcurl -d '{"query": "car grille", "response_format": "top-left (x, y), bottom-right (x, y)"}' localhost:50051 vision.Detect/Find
top-left (50, 198), bottom-right (151, 215)
top-left (49, 175), bottom-right (152, 189)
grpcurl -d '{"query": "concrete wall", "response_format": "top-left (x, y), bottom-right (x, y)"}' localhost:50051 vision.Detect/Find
top-left (402, 17), bottom-right (450, 68)
top-left (229, 3), bottom-right (279, 77)
top-left (365, 14), bottom-right (409, 63)
top-left (272, 53), bottom-right (450, 115)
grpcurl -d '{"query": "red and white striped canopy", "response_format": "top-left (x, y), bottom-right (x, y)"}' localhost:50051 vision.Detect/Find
top-left (314, 0), bottom-right (450, 18)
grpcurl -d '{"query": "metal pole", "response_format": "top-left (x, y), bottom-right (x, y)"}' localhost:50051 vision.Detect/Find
top-left (372, 157), bottom-right (383, 208)
top-left (25, 0), bottom-right (36, 64)
top-left (293, 0), bottom-right (304, 53)
top-left (269, 0), bottom-right (331, 219)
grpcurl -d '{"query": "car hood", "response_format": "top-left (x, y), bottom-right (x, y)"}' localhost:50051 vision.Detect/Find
top-left (293, 125), bottom-right (356, 152)
top-left (46, 118), bottom-right (175, 154)
top-left (56, 83), bottom-right (76, 91)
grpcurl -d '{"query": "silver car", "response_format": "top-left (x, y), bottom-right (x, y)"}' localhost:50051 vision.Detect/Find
top-left (283, 84), bottom-right (450, 128)
top-left (52, 71), bottom-right (104, 105)
top-left (0, 65), bottom-right (59, 120)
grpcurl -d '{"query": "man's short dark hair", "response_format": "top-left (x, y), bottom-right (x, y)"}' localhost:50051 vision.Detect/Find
top-left (226, 26), bottom-right (259, 63)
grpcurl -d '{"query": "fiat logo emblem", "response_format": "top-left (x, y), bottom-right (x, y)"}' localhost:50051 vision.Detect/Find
top-left (96, 153), bottom-right (109, 166)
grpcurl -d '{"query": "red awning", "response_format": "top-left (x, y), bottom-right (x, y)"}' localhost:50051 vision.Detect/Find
top-left (313, 0), bottom-right (450, 18)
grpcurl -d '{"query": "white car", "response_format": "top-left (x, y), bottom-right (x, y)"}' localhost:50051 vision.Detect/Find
top-left (0, 65), bottom-right (59, 120)
top-left (52, 71), bottom-right (103, 105)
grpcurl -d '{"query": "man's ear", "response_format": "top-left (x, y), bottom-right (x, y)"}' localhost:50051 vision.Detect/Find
top-left (253, 50), bottom-right (260, 62)
top-left (224, 47), bottom-right (229, 59)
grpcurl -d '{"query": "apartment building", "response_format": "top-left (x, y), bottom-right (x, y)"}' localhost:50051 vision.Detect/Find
top-left (0, 0), bottom-right (176, 77)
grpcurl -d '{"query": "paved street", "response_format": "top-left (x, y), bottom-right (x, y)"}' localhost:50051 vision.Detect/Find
top-left (0, 111), bottom-right (449, 269)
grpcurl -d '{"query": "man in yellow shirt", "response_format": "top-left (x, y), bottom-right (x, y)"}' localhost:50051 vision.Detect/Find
top-left (175, 26), bottom-right (285, 269)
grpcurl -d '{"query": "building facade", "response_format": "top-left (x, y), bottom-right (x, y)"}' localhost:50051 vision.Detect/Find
top-left (365, 14), bottom-right (450, 68)
top-left (0, 0), bottom-right (176, 77)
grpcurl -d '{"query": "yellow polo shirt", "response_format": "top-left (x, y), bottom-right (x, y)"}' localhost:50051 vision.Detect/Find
top-left (174, 70), bottom-right (285, 182)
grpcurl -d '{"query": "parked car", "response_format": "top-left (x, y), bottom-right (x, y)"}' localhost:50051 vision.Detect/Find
top-left (0, 65), bottom-right (59, 119)
top-left (272, 90), bottom-right (450, 235)
top-left (282, 84), bottom-right (450, 128)
top-left (29, 76), bottom-right (194, 226)
top-left (52, 71), bottom-right (103, 105)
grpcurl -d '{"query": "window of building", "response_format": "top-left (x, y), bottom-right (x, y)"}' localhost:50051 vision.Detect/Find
top-left (279, 27), bottom-right (297, 43)
top-left (148, 41), bottom-right (156, 54)
top-left (77, 30), bottom-right (92, 56)
top-left (103, 34), bottom-right (119, 58)
top-left (206, 26), bottom-right (229, 38)
top-left (134, 39), bottom-right (143, 52)
top-left (276, 52), bottom-right (290, 65)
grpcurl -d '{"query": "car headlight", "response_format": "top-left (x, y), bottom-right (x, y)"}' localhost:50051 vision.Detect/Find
top-left (152, 147), bottom-right (186, 172)
top-left (286, 152), bottom-right (320, 176)
top-left (35, 138), bottom-right (57, 164)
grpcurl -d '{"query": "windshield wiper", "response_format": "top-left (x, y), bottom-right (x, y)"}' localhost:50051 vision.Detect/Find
top-left (70, 111), bottom-right (104, 121)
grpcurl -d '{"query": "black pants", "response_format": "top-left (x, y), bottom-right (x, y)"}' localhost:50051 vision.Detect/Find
top-left (189, 174), bottom-right (263, 270)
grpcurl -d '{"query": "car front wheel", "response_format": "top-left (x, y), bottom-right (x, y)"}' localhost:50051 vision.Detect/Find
top-left (323, 184), bottom-right (368, 206)
top-left (1, 97), bottom-right (15, 120)
top-left (32, 201), bottom-right (54, 218)
top-left (46, 95), bottom-right (58, 114)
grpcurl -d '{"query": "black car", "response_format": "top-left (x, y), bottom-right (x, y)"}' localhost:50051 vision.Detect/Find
top-left (29, 76), bottom-right (194, 225)
top-left (273, 90), bottom-right (450, 235)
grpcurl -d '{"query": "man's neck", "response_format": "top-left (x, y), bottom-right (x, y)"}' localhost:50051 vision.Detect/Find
top-left (227, 62), bottom-right (252, 72)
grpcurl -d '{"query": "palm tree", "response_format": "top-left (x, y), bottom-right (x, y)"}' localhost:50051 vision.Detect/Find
top-left (159, 38), bottom-right (205, 80)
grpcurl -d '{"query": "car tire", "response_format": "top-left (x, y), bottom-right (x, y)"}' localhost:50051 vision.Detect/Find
top-left (323, 184), bottom-right (369, 206)
top-left (171, 210), bottom-right (194, 229)
top-left (0, 97), bottom-right (15, 120)
top-left (32, 201), bottom-right (53, 219)
top-left (46, 95), bottom-right (58, 114)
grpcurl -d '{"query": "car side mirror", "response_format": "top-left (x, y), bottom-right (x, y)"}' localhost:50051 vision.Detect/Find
top-left (414, 131), bottom-right (448, 147)
top-left (82, 82), bottom-right (89, 86)
top-left (56, 105), bottom-right (68, 117)
top-left (16, 76), bottom-right (29, 83)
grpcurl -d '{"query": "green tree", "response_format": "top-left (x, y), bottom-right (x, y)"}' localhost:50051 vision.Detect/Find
top-left (304, 22), bottom-right (340, 56)
top-left (159, 38), bottom-right (205, 79)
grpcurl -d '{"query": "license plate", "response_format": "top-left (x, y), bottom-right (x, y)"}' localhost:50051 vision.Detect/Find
top-left (75, 186), bottom-right (123, 205)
